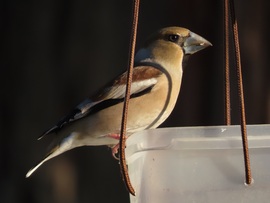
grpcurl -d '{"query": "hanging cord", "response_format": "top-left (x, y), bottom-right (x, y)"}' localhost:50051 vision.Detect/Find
top-left (227, 0), bottom-right (253, 185)
top-left (119, 0), bottom-right (140, 196)
top-left (224, 0), bottom-right (231, 125)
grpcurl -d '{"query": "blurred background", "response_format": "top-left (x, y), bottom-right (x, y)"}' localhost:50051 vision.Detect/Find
top-left (1, 0), bottom-right (269, 202)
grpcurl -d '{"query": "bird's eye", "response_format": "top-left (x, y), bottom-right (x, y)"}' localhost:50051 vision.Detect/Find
top-left (168, 34), bottom-right (179, 42)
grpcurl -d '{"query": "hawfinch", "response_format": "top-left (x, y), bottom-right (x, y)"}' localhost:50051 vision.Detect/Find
top-left (26, 26), bottom-right (211, 177)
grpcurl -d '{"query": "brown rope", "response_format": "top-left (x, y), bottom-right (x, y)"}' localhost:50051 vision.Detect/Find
top-left (119, 0), bottom-right (140, 196)
top-left (224, 0), bottom-right (231, 125)
top-left (229, 0), bottom-right (252, 185)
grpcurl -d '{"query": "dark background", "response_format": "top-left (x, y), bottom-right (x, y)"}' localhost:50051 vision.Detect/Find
top-left (1, 0), bottom-right (269, 202)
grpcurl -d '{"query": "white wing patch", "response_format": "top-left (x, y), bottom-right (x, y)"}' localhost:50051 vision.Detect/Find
top-left (108, 78), bottom-right (158, 99)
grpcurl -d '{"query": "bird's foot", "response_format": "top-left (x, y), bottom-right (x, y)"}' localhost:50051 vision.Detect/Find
top-left (111, 143), bottom-right (120, 160)
top-left (106, 133), bottom-right (128, 160)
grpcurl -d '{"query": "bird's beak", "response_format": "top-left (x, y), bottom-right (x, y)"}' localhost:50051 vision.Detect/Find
top-left (183, 31), bottom-right (212, 55)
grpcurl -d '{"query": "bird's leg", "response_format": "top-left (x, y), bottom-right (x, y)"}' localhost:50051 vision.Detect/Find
top-left (107, 133), bottom-right (121, 140)
top-left (106, 133), bottom-right (127, 160)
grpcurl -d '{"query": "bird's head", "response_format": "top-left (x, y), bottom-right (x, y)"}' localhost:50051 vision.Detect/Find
top-left (135, 26), bottom-right (212, 71)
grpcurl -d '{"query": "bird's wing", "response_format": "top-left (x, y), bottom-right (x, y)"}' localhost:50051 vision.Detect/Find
top-left (39, 66), bottom-right (162, 139)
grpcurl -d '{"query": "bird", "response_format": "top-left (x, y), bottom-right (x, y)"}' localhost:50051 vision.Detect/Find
top-left (26, 26), bottom-right (212, 178)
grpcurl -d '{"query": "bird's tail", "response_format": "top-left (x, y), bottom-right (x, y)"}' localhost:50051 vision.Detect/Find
top-left (26, 132), bottom-right (78, 178)
top-left (26, 146), bottom-right (60, 178)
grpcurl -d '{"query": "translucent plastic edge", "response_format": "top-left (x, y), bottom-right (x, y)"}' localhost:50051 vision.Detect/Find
top-left (126, 124), bottom-right (270, 161)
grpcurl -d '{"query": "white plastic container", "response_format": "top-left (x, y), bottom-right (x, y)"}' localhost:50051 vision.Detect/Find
top-left (126, 125), bottom-right (270, 203)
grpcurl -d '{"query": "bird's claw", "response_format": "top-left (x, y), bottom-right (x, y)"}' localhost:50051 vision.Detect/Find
top-left (111, 143), bottom-right (120, 160)
top-left (106, 133), bottom-right (128, 160)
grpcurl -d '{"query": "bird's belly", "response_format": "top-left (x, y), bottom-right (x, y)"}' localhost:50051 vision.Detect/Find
top-left (91, 83), bottom-right (178, 135)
